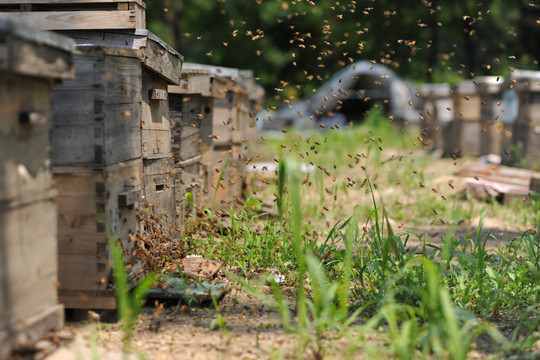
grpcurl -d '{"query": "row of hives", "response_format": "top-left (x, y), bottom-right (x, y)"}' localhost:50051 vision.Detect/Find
top-left (420, 74), bottom-right (540, 167)
top-left (0, 1), bottom-right (263, 358)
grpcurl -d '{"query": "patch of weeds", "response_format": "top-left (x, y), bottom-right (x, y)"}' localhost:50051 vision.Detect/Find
top-left (109, 235), bottom-right (156, 353)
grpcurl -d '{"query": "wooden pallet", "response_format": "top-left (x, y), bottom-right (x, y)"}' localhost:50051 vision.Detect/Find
top-left (0, 19), bottom-right (73, 359)
top-left (0, 0), bottom-right (145, 30)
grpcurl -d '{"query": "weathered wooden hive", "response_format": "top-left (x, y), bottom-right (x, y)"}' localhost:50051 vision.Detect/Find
top-left (504, 71), bottom-right (540, 167)
top-left (447, 79), bottom-right (482, 157)
top-left (52, 37), bottom-right (182, 309)
top-left (0, 20), bottom-right (74, 359)
top-left (448, 76), bottom-right (504, 158)
top-left (168, 66), bottom-right (227, 226)
top-left (477, 77), bottom-right (504, 157)
top-left (176, 64), bottom-right (263, 212)
top-left (418, 83), bottom-right (453, 152)
top-left (0, 0), bottom-right (183, 308)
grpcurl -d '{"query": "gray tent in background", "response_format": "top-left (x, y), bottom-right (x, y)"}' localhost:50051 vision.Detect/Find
top-left (258, 60), bottom-right (420, 131)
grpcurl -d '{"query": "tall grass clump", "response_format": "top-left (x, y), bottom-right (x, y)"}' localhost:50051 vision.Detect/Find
top-left (109, 236), bottom-right (156, 352)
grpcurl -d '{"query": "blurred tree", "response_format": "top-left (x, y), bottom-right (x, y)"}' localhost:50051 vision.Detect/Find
top-left (145, 0), bottom-right (538, 103)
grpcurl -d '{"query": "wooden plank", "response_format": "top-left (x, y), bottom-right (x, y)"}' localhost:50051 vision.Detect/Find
top-left (0, 10), bottom-right (140, 30)
top-left (456, 163), bottom-right (540, 188)
top-left (57, 29), bottom-right (148, 49)
top-left (58, 290), bottom-right (116, 310)
top-left (0, 0), bottom-right (145, 7)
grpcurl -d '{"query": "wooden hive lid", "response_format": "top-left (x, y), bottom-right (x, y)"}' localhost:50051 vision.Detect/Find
top-left (475, 76), bottom-right (503, 95)
top-left (0, 0), bottom-right (145, 6)
top-left (181, 62), bottom-right (252, 95)
top-left (61, 29), bottom-right (183, 85)
top-left (0, 0), bottom-right (146, 30)
top-left (419, 83), bottom-right (451, 98)
top-left (0, 18), bottom-right (74, 78)
top-left (168, 63), bottom-right (228, 99)
top-left (504, 69), bottom-right (540, 92)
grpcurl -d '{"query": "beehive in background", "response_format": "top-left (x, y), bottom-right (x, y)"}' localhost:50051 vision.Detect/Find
top-left (0, 20), bottom-right (74, 359)
top-left (176, 64), bottom-right (264, 212)
top-left (506, 71), bottom-right (540, 168)
top-left (419, 83), bottom-right (453, 153)
top-left (478, 77), bottom-right (504, 157)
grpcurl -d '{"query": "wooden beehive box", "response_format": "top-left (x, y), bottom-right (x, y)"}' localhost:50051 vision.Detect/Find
top-left (0, 20), bottom-right (74, 359)
top-left (477, 77), bottom-right (504, 156)
top-left (0, 0), bottom-right (146, 30)
top-left (510, 71), bottom-right (540, 168)
top-left (51, 34), bottom-right (182, 308)
top-left (168, 67), bottom-right (227, 224)
top-left (419, 83), bottom-right (453, 152)
top-left (448, 80), bottom-right (483, 157)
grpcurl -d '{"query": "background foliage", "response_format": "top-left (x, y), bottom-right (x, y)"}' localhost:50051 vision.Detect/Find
top-left (145, 0), bottom-right (539, 102)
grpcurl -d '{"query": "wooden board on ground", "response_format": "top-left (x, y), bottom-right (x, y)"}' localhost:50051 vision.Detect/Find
top-left (456, 162), bottom-right (540, 188)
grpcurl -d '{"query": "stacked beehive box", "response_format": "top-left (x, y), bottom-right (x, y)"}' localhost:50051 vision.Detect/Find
top-left (0, 0), bottom-right (183, 309)
top-left (177, 64), bottom-right (262, 212)
top-left (448, 77), bottom-right (503, 158)
top-left (478, 77), bottom-right (504, 156)
top-left (448, 79), bottom-right (482, 157)
top-left (0, 20), bottom-right (74, 358)
top-left (502, 71), bottom-right (540, 167)
top-left (168, 66), bottom-right (228, 226)
top-left (419, 83), bottom-right (453, 152)
top-left (52, 35), bottom-right (182, 310)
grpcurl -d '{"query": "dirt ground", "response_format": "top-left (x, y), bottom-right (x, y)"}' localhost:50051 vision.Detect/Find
top-left (23, 151), bottom-right (537, 360)
top-left (37, 285), bottom-right (506, 360)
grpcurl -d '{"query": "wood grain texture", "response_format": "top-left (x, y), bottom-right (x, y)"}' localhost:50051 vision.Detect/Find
top-left (0, 0), bottom-right (145, 7)
top-left (0, 10), bottom-right (143, 30)
top-left (0, 19), bottom-right (74, 78)
top-left (55, 159), bottom-right (143, 301)
top-left (142, 35), bottom-right (182, 85)
top-left (0, 74), bottom-right (54, 204)
top-left (142, 157), bottom-right (176, 235)
top-left (0, 198), bottom-right (63, 354)
top-left (52, 48), bottom-right (142, 166)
